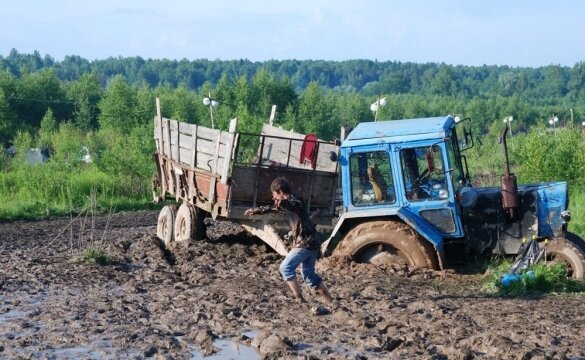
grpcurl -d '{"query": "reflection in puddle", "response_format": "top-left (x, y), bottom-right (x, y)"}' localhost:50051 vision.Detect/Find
top-left (0, 309), bottom-right (29, 325)
top-left (242, 330), bottom-right (258, 339)
top-left (190, 339), bottom-right (259, 360)
top-left (47, 346), bottom-right (103, 360)
top-left (181, 330), bottom-right (260, 360)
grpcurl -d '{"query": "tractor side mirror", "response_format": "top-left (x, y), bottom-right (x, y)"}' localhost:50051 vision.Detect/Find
top-left (455, 117), bottom-right (474, 152)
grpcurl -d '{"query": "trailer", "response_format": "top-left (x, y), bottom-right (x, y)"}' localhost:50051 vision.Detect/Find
top-left (152, 100), bottom-right (339, 255)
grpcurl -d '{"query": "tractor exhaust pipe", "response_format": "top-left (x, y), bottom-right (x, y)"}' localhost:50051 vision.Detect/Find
top-left (500, 125), bottom-right (519, 221)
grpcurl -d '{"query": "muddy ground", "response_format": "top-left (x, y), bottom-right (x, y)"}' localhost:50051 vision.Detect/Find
top-left (1, 211), bottom-right (584, 360)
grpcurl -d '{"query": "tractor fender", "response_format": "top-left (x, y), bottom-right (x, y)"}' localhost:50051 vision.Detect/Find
top-left (322, 206), bottom-right (445, 269)
top-left (397, 207), bottom-right (445, 269)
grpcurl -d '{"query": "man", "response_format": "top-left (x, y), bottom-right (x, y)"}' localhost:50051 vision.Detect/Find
top-left (245, 177), bottom-right (333, 304)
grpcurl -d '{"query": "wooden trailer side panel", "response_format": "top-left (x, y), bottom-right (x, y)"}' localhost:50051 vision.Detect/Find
top-left (154, 116), bottom-right (237, 218)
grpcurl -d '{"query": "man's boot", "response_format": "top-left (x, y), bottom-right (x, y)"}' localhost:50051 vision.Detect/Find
top-left (316, 282), bottom-right (333, 304)
top-left (286, 279), bottom-right (305, 304)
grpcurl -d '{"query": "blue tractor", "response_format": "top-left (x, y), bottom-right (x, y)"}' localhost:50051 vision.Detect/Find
top-left (324, 115), bottom-right (585, 278)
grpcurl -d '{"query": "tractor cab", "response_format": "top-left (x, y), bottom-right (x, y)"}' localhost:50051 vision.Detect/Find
top-left (338, 115), bottom-right (467, 235)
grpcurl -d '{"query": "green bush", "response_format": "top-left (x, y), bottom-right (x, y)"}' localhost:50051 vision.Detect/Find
top-left (514, 125), bottom-right (585, 185)
top-left (75, 246), bottom-right (112, 266)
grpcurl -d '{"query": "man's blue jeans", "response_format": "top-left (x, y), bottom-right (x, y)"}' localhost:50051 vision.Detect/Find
top-left (279, 247), bottom-right (322, 288)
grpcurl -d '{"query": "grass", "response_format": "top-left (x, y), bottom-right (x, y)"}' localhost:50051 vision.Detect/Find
top-left (568, 186), bottom-right (585, 238)
top-left (0, 161), bottom-right (156, 220)
top-left (74, 246), bottom-right (113, 266)
top-left (482, 258), bottom-right (585, 297)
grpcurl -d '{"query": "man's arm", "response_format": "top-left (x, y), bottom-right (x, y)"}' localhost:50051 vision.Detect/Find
top-left (277, 195), bottom-right (303, 213)
top-left (244, 204), bottom-right (278, 216)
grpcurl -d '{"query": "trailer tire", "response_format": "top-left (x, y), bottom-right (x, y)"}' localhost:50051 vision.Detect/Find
top-left (334, 220), bottom-right (439, 270)
top-left (157, 205), bottom-right (177, 245)
top-left (174, 204), bottom-right (207, 242)
top-left (544, 236), bottom-right (585, 279)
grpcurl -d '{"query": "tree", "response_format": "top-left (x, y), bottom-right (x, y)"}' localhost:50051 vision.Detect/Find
top-left (13, 69), bottom-right (68, 130)
top-left (38, 108), bottom-right (57, 150)
top-left (67, 73), bottom-right (102, 130)
top-left (298, 82), bottom-right (329, 137)
top-left (98, 75), bottom-right (140, 132)
top-left (0, 88), bottom-right (14, 145)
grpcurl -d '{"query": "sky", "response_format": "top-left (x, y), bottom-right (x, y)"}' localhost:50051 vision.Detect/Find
top-left (0, 0), bottom-right (583, 67)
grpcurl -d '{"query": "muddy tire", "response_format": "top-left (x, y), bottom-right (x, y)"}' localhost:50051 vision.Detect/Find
top-left (334, 220), bottom-right (439, 269)
top-left (157, 205), bottom-right (177, 245)
top-left (544, 236), bottom-right (585, 279)
top-left (174, 204), bottom-right (207, 242)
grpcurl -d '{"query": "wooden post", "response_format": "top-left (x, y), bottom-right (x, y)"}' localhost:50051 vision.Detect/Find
top-left (175, 120), bottom-right (180, 163)
top-left (221, 118), bottom-right (238, 184)
top-left (156, 98), bottom-right (163, 155)
top-left (191, 125), bottom-right (198, 168)
top-left (208, 131), bottom-right (222, 205)
top-left (165, 120), bottom-right (172, 160)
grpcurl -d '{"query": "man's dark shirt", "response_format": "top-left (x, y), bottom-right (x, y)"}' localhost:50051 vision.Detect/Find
top-left (250, 194), bottom-right (318, 250)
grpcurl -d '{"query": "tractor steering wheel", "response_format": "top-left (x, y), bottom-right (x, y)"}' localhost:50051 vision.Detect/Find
top-left (414, 168), bottom-right (430, 188)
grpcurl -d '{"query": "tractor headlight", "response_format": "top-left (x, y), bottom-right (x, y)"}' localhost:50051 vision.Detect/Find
top-left (438, 189), bottom-right (449, 199)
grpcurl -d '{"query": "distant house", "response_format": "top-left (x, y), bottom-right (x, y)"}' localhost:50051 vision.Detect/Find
top-left (81, 146), bottom-right (92, 163)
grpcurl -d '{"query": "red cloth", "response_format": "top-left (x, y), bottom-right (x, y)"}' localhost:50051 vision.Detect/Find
top-left (300, 134), bottom-right (318, 170)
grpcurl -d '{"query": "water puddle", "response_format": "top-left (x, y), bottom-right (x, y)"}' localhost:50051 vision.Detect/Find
top-left (0, 293), bottom-right (44, 326)
top-left (189, 339), bottom-right (259, 360)
top-left (177, 329), bottom-right (260, 360)
top-left (0, 309), bottom-right (29, 325)
top-left (46, 346), bottom-right (104, 359)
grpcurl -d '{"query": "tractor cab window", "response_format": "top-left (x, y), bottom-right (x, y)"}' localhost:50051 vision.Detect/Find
top-left (400, 145), bottom-right (449, 202)
top-left (350, 151), bottom-right (395, 206)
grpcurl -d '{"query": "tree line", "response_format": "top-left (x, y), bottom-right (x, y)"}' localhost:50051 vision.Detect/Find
top-left (1, 49), bottom-right (584, 146)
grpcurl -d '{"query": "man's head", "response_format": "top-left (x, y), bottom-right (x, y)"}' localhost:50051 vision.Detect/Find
top-left (270, 177), bottom-right (291, 201)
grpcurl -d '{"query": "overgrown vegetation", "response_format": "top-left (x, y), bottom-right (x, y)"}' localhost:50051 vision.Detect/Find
top-left (0, 50), bottom-right (585, 239)
top-left (482, 258), bottom-right (585, 296)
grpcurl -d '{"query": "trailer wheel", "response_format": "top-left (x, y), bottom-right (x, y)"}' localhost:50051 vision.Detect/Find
top-left (334, 220), bottom-right (439, 269)
top-left (544, 236), bottom-right (585, 279)
top-left (174, 204), bottom-right (207, 242)
top-left (157, 205), bottom-right (177, 245)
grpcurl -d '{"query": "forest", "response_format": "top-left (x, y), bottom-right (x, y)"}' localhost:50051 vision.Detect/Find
top-left (0, 49), bottom-right (584, 236)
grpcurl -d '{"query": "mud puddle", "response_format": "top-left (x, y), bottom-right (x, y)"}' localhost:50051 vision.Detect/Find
top-left (188, 337), bottom-right (259, 360)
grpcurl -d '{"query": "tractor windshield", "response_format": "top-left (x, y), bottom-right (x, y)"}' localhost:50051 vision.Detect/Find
top-left (400, 145), bottom-right (449, 202)
top-left (349, 151), bottom-right (396, 206)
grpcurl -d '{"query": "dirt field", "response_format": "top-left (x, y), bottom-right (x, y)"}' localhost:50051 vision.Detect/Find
top-left (1, 211), bottom-right (585, 359)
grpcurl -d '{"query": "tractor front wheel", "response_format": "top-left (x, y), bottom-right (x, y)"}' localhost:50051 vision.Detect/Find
top-left (334, 220), bottom-right (439, 270)
top-left (544, 236), bottom-right (585, 279)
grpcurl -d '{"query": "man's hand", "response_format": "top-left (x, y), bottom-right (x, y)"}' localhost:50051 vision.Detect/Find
top-left (244, 208), bottom-right (255, 216)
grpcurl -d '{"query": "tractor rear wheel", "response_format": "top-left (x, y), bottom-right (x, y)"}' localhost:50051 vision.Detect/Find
top-left (174, 204), bottom-right (207, 242)
top-left (157, 205), bottom-right (177, 245)
top-left (334, 220), bottom-right (439, 269)
top-left (544, 236), bottom-right (585, 279)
